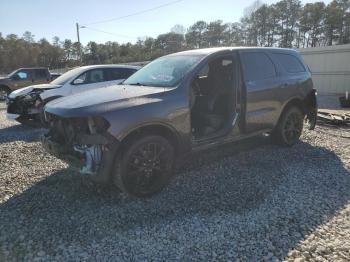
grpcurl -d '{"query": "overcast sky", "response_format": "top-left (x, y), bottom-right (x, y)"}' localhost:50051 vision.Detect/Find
top-left (0, 0), bottom-right (332, 45)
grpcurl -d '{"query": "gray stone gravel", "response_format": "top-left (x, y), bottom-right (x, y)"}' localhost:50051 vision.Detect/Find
top-left (0, 102), bottom-right (350, 261)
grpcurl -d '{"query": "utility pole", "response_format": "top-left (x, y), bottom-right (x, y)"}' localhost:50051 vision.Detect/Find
top-left (76, 22), bottom-right (82, 64)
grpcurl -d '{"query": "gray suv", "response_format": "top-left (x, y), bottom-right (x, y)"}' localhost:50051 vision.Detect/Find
top-left (42, 47), bottom-right (317, 197)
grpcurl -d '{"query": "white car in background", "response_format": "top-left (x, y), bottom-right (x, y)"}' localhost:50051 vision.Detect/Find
top-left (6, 64), bottom-right (140, 125)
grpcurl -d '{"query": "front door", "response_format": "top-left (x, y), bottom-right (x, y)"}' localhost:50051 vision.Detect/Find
top-left (71, 68), bottom-right (109, 95)
top-left (190, 53), bottom-right (238, 141)
top-left (12, 69), bottom-right (33, 89)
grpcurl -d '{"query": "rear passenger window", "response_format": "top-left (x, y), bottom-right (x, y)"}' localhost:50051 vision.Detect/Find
top-left (241, 52), bottom-right (276, 81)
top-left (273, 53), bottom-right (305, 73)
top-left (35, 69), bottom-right (47, 79)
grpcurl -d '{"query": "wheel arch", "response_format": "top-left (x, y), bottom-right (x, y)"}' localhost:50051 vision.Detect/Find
top-left (278, 97), bottom-right (306, 120)
top-left (118, 123), bottom-right (183, 156)
top-left (284, 97), bottom-right (305, 113)
top-left (275, 96), bottom-right (306, 126)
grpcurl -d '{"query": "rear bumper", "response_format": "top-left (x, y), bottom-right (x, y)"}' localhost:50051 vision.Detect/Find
top-left (305, 89), bottom-right (318, 130)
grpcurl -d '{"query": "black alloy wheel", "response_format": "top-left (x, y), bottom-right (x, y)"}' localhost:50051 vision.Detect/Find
top-left (114, 135), bottom-right (175, 197)
top-left (273, 106), bottom-right (304, 146)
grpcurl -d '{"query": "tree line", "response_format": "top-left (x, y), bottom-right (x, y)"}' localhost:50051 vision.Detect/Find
top-left (0, 0), bottom-right (349, 74)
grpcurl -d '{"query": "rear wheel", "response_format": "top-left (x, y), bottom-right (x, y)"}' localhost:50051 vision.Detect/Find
top-left (272, 106), bottom-right (304, 146)
top-left (113, 135), bottom-right (175, 197)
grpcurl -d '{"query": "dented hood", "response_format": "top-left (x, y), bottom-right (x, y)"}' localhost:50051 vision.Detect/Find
top-left (9, 84), bottom-right (62, 98)
top-left (45, 84), bottom-right (165, 117)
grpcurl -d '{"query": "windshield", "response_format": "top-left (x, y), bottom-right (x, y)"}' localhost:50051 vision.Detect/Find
top-left (50, 67), bottom-right (83, 85)
top-left (7, 69), bottom-right (19, 77)
top-left (123, 55), bottom-right (203, 87)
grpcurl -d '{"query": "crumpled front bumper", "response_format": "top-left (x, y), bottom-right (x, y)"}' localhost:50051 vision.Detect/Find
top-left (6, 97), bottom-right (21, 120)
top-left (6, 94), bottom-right (41, 118)
top-left (41, 133), bottom-right (119, 184)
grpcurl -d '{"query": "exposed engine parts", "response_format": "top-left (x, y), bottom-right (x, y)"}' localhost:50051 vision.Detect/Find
top-left (74, 145), bottom-right (103, 175)
top-left (42, 114), bottom-right (115, 181)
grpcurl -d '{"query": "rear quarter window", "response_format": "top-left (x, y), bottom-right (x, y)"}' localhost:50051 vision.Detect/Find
top-left (273, 53), bottom-right (306, 73)
top-left (240, 52), bottom-right (276, 82)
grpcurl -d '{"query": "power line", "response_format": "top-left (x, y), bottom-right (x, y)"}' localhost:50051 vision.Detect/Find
top-left (83, 0), bottom-right (184, 26)
top-left (82, 26), bottom-right (138, 40)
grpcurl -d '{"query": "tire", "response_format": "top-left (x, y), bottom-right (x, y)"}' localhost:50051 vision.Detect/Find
top-left (272, 106), bottom-right (304, 146)
top-left (113, 135), bottom-right (175, 197)
top-left (0, 86), bottom-right (10, 101)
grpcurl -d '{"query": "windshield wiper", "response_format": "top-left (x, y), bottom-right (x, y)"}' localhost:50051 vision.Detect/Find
top-left (127, 82), bottom-right (150, 86)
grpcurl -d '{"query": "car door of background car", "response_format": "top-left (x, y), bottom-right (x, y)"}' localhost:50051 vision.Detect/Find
top-left (12, 69), bottom-right (33, 89)
top-left (70, 68), bottom-right (109, 95)
top-left (239, 50), bottom-right (282, 133)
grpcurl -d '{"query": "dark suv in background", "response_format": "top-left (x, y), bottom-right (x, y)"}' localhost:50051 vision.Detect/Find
top-left (42, 47), bottom-right (317, 197)
top-left (0, 67), bottom-right (60, 100)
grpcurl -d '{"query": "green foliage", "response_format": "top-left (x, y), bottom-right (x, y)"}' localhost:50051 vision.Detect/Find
top-left (0, 0), bottom-right (349, 73)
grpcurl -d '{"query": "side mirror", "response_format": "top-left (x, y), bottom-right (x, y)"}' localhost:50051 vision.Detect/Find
top-left (73, 78), bottom-right (84, 85)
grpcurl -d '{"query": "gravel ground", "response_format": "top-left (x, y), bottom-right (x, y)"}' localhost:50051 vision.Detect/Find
top-left (0, 101), bottom-right (350, 261)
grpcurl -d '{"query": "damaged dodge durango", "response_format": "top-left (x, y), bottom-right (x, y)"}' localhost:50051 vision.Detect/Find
top-left (42, 47), bottom-right (317, 197)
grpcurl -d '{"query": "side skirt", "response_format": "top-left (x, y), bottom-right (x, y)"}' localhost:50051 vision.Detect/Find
top-left (191, 129), bottom-right (271, 152)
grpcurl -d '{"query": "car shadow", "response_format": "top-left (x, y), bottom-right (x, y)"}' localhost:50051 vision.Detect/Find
top-left (0, 123), bottom-right (45, 143)
top-left (1, 136), bottom-right (350, 260)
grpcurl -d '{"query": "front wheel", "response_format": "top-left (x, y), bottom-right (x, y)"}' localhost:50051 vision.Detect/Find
top-left (113, 135), bottom-right (175, 197)
top-left (272, 106), bottom-right (304, 146)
